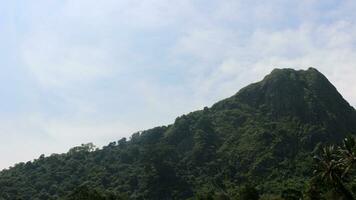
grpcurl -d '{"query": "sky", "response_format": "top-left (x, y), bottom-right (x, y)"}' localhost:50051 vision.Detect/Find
top-left (0, 0), bottom-right (356, 169)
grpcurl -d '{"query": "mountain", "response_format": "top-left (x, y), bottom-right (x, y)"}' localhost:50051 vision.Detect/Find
top-left (0, 68), bottom-right (355, 199)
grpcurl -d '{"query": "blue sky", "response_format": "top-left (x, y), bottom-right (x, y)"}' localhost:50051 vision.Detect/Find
top-left (1, 0), bottom-right (356, 168)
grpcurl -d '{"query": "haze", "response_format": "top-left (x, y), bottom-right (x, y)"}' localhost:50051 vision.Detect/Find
top-left (1, 0), bottom-right (356, 169)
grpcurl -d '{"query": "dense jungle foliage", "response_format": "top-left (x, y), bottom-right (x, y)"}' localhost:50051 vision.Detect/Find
top-left (0, 68), bottom-right (355, 199)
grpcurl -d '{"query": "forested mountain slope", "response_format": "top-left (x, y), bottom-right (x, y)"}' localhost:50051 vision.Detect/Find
top-left (0, 68), bottom-right (355, 199)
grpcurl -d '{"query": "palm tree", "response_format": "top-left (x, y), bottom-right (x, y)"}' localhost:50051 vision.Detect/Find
top-left (314, 139), bottom-right (355, 200)
top-left (314, 145), bottom-right (343, 184)
top-left (339, 136), bottom-right (356, 178)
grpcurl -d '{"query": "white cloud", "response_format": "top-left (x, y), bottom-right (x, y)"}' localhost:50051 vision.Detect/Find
top-left (21, 31), bottom-right (115, 89)
top-left (174, 20), bottom-right (356, 106)
top-left (2, 0), bottom-right (356, 169)
top-left (0, 114), bottom-right (137, 169)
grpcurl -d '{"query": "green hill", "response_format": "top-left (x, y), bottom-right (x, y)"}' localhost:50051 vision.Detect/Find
top-left (0, 68), bottom-right (355, 199)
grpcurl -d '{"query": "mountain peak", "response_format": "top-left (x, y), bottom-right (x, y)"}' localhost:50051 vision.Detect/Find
top-left (264, 67), bottom-right (325, 84)
top-left (1, 68), bottom-right (355, 199)
top-left (213, 68), bottom-right (356, 138)
top-left (270, 67), bottom-right (319, 73)
top-left (237, 67), bottom-right (343, 107)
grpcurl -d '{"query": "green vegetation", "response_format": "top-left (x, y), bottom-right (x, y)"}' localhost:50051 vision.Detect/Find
top-left (0, 68), bottom-right (355, 199)
top-left (62, 184), bottom-right (127, 200)
top-left (311, 136), bottom-right (356, 200)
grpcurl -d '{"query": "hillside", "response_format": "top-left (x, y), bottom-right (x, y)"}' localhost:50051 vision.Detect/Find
top-left (0, 68), bottom-right (355, 199)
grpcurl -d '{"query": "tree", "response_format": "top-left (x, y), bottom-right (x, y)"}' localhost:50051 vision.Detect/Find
top-left (68, 143), bottom-right (96, 154)
top-left (313, 137), bottom-right (355, 200)
top-left (304, 178), bottom-right (324, 200)
top-left (281, 189), bottom-right (302, 200)
top-left (239, 185), bottom-right (259, 200)
top-left (62, 184), bottom-right (126, 200)
top-left (63, 185), bottom-right (106, 200)
top-left (339, 136), bottom-right (356, 178)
